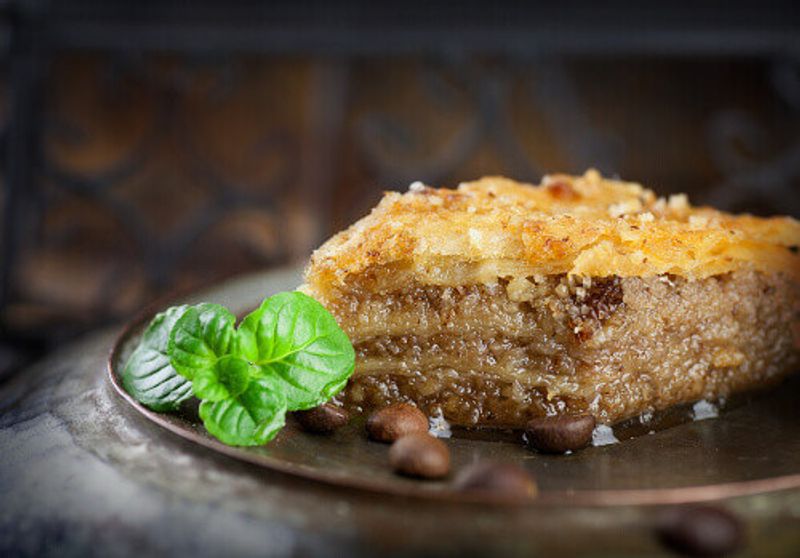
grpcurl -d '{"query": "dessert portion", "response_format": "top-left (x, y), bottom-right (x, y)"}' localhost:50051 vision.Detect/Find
top-left (301, 170), bottom-right (800, 428)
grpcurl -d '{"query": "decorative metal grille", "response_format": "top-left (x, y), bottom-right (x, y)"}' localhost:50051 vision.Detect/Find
top-left (0, 1), bottom-right (798, 374)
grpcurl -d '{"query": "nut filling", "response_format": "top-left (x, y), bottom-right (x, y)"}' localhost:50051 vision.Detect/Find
top-left (332, 271), bottom-right (799, 428)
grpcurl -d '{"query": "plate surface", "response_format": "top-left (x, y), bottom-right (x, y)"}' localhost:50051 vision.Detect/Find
top-left (108, 267), bottom-right (800, 506)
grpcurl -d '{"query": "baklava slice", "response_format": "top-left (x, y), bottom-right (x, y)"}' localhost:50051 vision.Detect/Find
top-left (301, 170), bottom-right (800, 428)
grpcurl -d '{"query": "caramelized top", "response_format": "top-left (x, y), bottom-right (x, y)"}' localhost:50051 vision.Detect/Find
top-left (304, 170), bottom-right (800, 295)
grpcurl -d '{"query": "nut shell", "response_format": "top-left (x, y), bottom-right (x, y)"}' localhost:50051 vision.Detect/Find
top-left (525, 414), bottom-right (596, 453)
top-left (453, 462), bottom-right (537, 501)
top-left (656, 505), bottom-right (745, 558)
top-left (366, 403), bottom-right (429, 443)
top-left (293, 404), bottom-right (350, 433)
top-left (389, 433), bottom-right (450, 479)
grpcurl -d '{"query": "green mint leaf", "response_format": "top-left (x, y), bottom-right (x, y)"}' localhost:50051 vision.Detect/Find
top-left (192, 355), bottom-right (251, 402)
top-left (123, 290), bottom-right (355, 448)
top-left (121, 305), bottom-right (193, 412)
top-left (198, 378), bottom-right (287, 446)
top-left (238, 291), bottom-right (355, 411)
top-left (168, 303), bottom-right (236, 380)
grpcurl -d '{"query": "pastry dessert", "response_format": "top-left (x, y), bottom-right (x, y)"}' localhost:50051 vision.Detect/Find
top-left (301, 170), bottom-right (800, 428)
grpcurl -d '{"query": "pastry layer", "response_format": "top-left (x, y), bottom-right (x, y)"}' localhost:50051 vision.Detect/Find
top-left (325, 271), bottom-right (798, 427)
top-left (304, 170), bottom-right (800, 300)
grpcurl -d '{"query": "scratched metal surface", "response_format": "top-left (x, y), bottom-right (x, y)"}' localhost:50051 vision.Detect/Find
top-left (2, 268), bottom-right (800, 557)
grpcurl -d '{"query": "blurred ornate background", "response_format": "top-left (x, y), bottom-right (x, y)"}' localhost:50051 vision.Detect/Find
top-left (1, 0), bottom-right (799, 378)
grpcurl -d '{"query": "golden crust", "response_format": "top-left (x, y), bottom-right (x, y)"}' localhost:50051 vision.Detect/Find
top-left (305, 170), bottom-right (800, 294)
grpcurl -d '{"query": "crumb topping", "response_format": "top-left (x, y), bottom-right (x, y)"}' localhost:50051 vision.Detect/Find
top-left (305, 170), bottom-right (800, 293)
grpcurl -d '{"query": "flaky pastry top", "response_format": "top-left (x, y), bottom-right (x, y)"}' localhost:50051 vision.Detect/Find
top-left (304, 170), bottom-right (800, 297)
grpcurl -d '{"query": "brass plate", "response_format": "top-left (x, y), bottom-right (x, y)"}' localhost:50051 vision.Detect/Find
top-left (107, 268), bottom-right (800, 506)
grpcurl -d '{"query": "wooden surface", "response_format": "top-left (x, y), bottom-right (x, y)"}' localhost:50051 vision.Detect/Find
top-left (2, 269), bottom-right (800, 557)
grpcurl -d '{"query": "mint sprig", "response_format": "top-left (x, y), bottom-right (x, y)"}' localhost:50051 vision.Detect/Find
top-left (199, 378), bottom-right (287, 446)
top-left (238, 292), bottom-right (356, 411)
top-left (121, 292), bottom-right (355, 446)
top-left (192, 355), bottom-right (252, 402)
top-left (168, 303), bottom-right (237, 381)
top-left (121, 305), bottom-right (193, 412)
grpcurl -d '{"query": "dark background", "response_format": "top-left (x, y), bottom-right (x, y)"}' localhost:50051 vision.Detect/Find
top-left (1, 0), bottom-right (799, 379)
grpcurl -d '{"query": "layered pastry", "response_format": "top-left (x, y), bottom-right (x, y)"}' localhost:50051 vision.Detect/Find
top-left (301, 170), bottom-right (800, 428)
